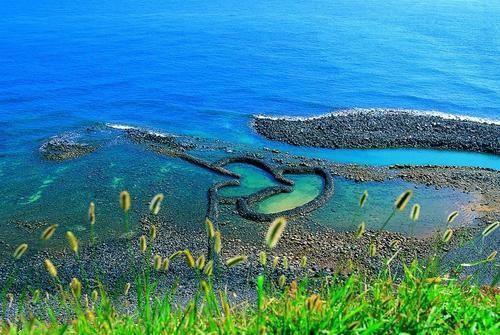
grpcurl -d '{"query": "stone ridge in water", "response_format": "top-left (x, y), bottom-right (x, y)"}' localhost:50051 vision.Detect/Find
top-left (39, 138), bottom-right (96, 161)
top-left (252, 110), bottom-right (500, 155)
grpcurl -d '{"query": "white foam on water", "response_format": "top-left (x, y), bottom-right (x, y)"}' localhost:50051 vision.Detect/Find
top-left (105, 123), bottom-right (175, 138)
top-left (254, 108), bottom-right (500, 125)
top-left (105, 123), bottom-right (139, 130)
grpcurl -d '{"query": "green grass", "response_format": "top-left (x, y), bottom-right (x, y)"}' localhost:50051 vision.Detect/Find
top-left (1, 263), bottom-right (498, 334)
top-left (1, 190), bottom-right (499, 334)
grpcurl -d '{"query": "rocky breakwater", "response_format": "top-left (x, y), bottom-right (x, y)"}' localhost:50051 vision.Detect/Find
top-left (253, 109), bottom-right (500, 154)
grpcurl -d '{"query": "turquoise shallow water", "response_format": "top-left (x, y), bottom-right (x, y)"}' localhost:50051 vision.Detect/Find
top-left (0, 1), bottom-right (498, 253)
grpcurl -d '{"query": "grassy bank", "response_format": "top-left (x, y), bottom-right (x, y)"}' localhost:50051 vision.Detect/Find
top-left (1, 191), bottom-right (498, 334)
top-left (1, 263), bottom-right (498, 334)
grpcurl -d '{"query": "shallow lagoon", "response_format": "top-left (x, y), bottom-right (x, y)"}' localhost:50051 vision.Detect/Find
top-left (0, 134), bottom-right (479, 259)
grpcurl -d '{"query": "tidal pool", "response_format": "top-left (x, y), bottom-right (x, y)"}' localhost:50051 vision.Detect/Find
top-left (307, 178), bottom-right (479, 237)
top-left (0, 137), bottom-right (482, 260)
top-left (255, 174), bottom-right (323, 214)
top-left (218, 163), bottom-right (324, 214)
top-left (215, 163), bottom-right (478, 237)
top-left (218, 163), bottom-right (277, 197)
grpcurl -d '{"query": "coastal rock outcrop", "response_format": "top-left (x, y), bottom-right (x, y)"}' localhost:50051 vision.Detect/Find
top-left (253, 109), bottom-right (500, 154)
top-left (40, 138), bottom-right (96, 161)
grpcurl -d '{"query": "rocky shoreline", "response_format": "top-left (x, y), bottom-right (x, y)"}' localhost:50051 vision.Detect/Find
top-left (252, 109), bottom-right (500, 154)
top-left (9, 123), bottom-right (496, 308)
top-left (4, 154), bottom-right (497, 296)
top-left (1, 207), bottom-right (492, 318)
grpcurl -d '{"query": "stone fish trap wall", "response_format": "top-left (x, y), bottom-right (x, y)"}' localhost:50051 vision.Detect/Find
top-left (209, 156), bottom-right (334, 222)
top-left (39, 125), bottom-right (335, 223)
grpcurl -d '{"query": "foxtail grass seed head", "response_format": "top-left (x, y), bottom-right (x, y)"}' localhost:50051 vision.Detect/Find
top-left (219, 293), bottom-right (230, 317)
top-left (282, 256), bottom-right (289, 270)
top-left (184, 250), bottom-right (195, 268)
top-left (149, 193), bottom-right (164, 215)
top-left (395, 190), bottom-right (413, 211)
top-left (119, 191), bottom-right (131, 213)
top-left (447, 211), bottom-right (459, 224)
top-left (226, 255), bottom-right (248, 268)
top-left (66, 231), bottom-right (79, 254)
top-left (203, 260), bottom-right (214, 276)
top-left (44, 259), bottom-right (57, 278)
top-left (139, 235), bottom-right (147, 253)
top-left (487, 250), bottom-right (497, 262)
top-left (442, 228), bottom-right (453, 243)
top-left (482, 221), bottom-right (499, 237)
top-left (272, 256), bottom-right (280, 268)
top-left (85, 310), bottom-right (95, 323)
top-left (70, 278), bottom-right (82, 298)
top-left (348, 321), bottom-right (361, 331)
top-left (355, 222), bottom-right (366, 239)
top-left (389, 240), bottom-right (400, 249)
top-left (369, 243), bottom-right (377, 257)
top-left (153, 254), bottom-right (162, 270)
top-left (124, 283), bottom-right (131, 295)
top-left (88, 202), bottom-right (95, 225)
top-left (259, 251), bottom-right (267, 266)
top-left (201, 280), bottom-right (210, 294)
top-left (410, 204), bottom-right (420, 222)
top-left (266, 217), bottom-right (287, 249)
top-left (359, 190), bottom-right (368, 208)
top-left (205, 218), bottom-right (215, 239)
top-left (161, 258), bottom-right (170, 272)
top-left (278, 275), bottom-right (286, 288)
top-left (91, 290), bottom-right (99, 301)
top-left (13, 243), bottom-right (28, 260)
top-left (300, 255), bottom-right (307, 268)
top-left (347, 259), bottom-right (354, 271)
top-left (196, 255), bottom-right (206, 270)
top-left (214, 231), bottom-right (222, 254)
top-left (41, 224), bottom-right (58, 241)
top-left (306, 294), bottom-right (322, 312)
top-left (149, 225), bottom-right (157, 241)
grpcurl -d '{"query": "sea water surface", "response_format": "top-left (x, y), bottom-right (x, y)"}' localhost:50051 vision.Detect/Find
top-left (0, 0), bottom-right (499, 253)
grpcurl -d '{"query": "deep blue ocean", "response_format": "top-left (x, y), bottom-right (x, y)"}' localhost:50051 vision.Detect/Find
top-left (0, 0), bottom-right (499, 251)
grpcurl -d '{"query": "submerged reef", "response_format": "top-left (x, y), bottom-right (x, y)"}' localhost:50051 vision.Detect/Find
top-left (38, 125), bottom-right (335, 223)
top-left (253, 108), bottom-right (500, 154)
top-left (125, 128), bottom-right (196, 151)
top-left (40, 138), bottom-right (97, 161)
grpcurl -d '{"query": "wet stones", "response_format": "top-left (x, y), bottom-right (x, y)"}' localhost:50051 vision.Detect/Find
top-left (40, 138), bottom-right (96, 161)
top-left (125, 128), bottom-right (195, 151)
top-left (253, 109), bottom-right (500, 154)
